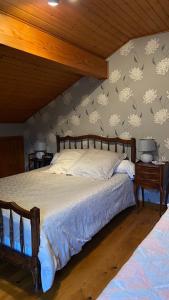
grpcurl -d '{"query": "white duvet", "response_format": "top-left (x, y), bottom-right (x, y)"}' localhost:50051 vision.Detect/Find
top-left (0, 167), bottom-right (135, 292)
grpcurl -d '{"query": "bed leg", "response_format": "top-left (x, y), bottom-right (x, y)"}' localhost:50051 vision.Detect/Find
top-left (31, 261), bottom-right (41, 293)
top-left (134, 183), bottom-right (139, 212)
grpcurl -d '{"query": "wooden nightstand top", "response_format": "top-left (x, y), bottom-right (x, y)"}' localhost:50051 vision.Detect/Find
top-left (136, 160), bottom-right (169, 167)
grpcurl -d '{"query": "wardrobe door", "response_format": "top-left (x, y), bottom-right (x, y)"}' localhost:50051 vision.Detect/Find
top-left (0, 136), bottom-right (24, 178)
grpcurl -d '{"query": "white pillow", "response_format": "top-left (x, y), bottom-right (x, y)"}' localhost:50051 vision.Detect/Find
top-left (69, 149), bottom-right (126, 180)
top-left (50, 142), bottom-right (94, 165)
top-left (115, 160), bottom-right (135, 179)
top-left (47, 149), bottom-right (86, 174)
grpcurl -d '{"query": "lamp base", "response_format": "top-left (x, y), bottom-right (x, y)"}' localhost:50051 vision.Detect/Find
top-left (36, 151), bottom-right (45, 159)
top-left (140, 153), bottom-right (153, 163)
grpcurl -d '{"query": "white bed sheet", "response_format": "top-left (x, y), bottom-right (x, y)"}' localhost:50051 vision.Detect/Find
top-left (0, 167), bottom-right (135, 292)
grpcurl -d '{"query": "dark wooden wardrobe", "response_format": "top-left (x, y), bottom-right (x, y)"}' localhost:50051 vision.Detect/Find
top-left (0, 136), bottom-right (25, 178)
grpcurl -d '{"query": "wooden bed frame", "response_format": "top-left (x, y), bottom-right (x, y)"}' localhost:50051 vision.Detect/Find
top-left (0, 134), bottom-right (136, 292)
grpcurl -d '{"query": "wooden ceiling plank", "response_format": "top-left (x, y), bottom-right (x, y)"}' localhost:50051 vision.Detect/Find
top-left (146, 0), bottom-right (169, 28)
top-left (90, 0), bottom-right (137, 39)
top-left (0, 79), bottom-right (79, 94)
top-left (79, 1), bottom-right (130, 41)
top-left (0, 78), bottom-right (75, 90)
top-left (0, 47), bottom-right (82, 77)
top-left (0, 72), bottom-right (79, 84)
top-left (0, 61), bottom-right (80, 83)
top-left (135, 0), bottom-right (166, 31)
top-left (0, 13), bottom-right (107, 79)
top-left (122, 0), bottom-right (160, 33)
top-left (158, 0), bottom-right (169, 19)
top-left (59, 2), bottom-right (126, 43)
top-left (100, 0), bottom-right (144, 37)
top-left (113, 0), bottom-right (151, 35)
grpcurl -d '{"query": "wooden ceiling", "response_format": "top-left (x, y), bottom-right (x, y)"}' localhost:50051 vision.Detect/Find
top-left (1, 0), bottom-right (169, 58)
top-left (0, 45), bottom-right (80, 122)
top-left (0, 0), bottom-right (169, 122)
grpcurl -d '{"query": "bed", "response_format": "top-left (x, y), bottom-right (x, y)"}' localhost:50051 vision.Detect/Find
top-left (98, 207), bottom-right (169, 300)
top-left (0, 134), bottom-right (136, 292)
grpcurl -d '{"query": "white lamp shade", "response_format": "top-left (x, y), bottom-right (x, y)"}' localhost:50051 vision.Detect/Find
top-left (34, 141), bottom-right (46, 152)
top-left (138, 139), bottom-right (156, 152)
top-left (48, 0), bottom-right (59, 6)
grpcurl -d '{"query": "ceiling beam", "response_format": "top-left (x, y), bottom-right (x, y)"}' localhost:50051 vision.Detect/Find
top-left (0, 13), bottom-right (107, 79)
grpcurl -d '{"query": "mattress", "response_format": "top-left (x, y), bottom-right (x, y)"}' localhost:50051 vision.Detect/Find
top-left (0, 167), bottom-right (135, 292)
top-left (98, 208), bottom-right (169, 300)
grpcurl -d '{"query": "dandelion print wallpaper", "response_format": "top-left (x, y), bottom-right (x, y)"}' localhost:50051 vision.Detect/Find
top-left (25, 32), bottom-right (169, 170)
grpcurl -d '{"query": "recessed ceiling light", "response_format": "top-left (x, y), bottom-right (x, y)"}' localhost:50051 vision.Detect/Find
top-left (48, 0), bottom-right (59, 7)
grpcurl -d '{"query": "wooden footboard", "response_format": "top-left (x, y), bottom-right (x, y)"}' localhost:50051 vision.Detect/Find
top-left (0, 200), bottom-right (41, 292)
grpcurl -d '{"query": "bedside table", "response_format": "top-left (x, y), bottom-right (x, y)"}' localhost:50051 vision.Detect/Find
top-left (28, 152), bottom-right (53, 170)
top-left (134, 161), bottom-right (169, 216)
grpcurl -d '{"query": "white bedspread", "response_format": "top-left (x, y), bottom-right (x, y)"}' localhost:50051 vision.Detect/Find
top-left (0, 168), bottom-right (135, 292)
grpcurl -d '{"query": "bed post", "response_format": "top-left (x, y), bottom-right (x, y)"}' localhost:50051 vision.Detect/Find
top-left (131, 138), bottom-right (136, 163)
top-left (30, 207), bottom-right (41, 292)
top-left (56, 135), bottom-right (60, 153)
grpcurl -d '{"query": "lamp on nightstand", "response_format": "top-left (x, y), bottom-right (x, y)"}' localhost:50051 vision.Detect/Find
top-left (139, 139), bottom-right (156, 163)
top-left (34, 141), bottom-right (46, 159)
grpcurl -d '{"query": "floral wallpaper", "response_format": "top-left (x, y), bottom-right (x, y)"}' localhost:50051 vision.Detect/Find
top-left (25, 32), bottom-right (169, 168)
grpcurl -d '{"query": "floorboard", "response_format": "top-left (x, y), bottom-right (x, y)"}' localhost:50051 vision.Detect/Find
top-left (0, 203), bottom-right (161, 300)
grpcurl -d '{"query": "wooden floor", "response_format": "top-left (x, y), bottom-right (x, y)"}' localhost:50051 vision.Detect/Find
top-left (0, 203), bottom-right (161, 300)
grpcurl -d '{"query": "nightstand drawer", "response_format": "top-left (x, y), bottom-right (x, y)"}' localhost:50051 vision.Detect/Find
top-left (135, 180), bottom-right (160, 189)
top-left (135, 165), bottom-right (160, 181)
top-left (136, 164), bottom-right (159, 173)
top-left (135, 171), bottom-right (160, 181)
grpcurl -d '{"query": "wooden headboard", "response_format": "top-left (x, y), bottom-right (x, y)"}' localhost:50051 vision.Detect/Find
top-left (56, 135), bottom-right (136, 163)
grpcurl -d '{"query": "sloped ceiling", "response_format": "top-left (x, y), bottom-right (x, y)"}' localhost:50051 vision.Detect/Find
top-left (0, 0), bottom-right (169, 122)
top-left (0, 45), bottom-right (81, 122)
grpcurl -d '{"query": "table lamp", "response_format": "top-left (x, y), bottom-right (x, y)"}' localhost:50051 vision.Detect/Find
top-left (139, 139), bottom-right (156, 163)
top-left (34, 141), bottom-right (46, 159)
